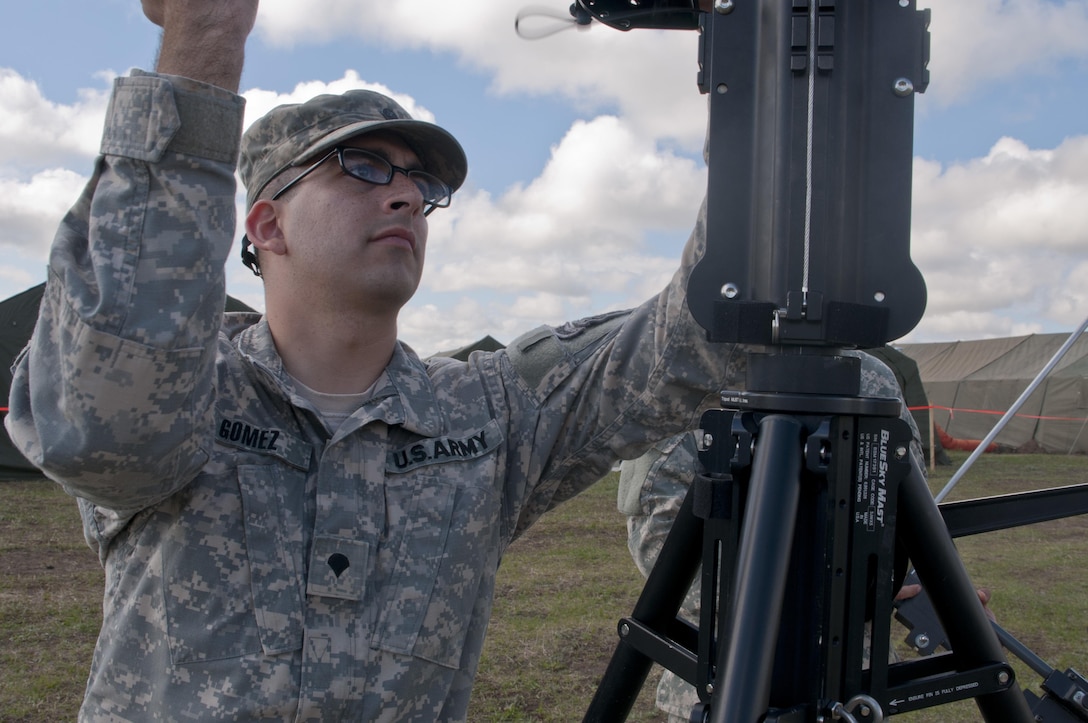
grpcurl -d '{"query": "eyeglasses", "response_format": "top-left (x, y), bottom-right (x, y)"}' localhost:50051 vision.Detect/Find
top-left (271, 146), bottom-right (453, 215)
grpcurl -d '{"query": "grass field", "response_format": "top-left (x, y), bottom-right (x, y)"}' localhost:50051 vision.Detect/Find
top-left (1, 451), bottom-right (1085, 722)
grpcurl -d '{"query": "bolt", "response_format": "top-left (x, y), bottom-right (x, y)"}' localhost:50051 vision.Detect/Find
top-left (620, 623), bottom-right (631, 637)
top-left (914, 633), bottom-right (930, 649)
top-left (893, 78), bottom-right (914, 97)
top-left (722, 282), bottom-right (739, 298)
top-left (705, 683), bottom-right (715, 695)
top-left (998, 670), bottom-right (1010, 685)
top-left (714, 0), bottom-right (735, 14)
top-left (895, 445), bottom-right (908, 460)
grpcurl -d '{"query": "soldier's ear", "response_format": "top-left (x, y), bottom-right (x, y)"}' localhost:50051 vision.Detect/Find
top-left (245, 200), bottom-right (287, 257)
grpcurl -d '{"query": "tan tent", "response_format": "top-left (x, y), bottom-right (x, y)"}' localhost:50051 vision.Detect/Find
top-left (897, 333), bottom-right (1088, 455)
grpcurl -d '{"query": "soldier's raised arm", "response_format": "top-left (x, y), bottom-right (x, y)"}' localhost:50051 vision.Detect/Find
top-left (5, 1), bottom-right (258, 509)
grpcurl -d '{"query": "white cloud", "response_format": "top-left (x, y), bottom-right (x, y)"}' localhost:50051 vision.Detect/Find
top-left (910, 309), bottom-right (1046, 341)
top-left (255, 0), bottom-right (708, 150)
top-left (400, 296), bottom-right (507, 357)
top-left (925, 0), bottom-right (1088, 104)
top-left (0, 69), bottom-right (109, 275)
top-left (241, 71), bottom-right (443, 132)
top-left (1044, 259), bottom-right (1088, 328)
top-left (0, 168), bottom-right (87, 255)
top-left (253, 0), bottom-right (1088, 149)
top-left (404, 113), bottom-right (704, 349)
top-left (906, 133), bottom-right (1088, 342)
top-left (385, 114), bottom-right (708, 352)
top-left (0, 263), bottom-right (38, 291)
top-left (0, 69), bottom-right (109, 170)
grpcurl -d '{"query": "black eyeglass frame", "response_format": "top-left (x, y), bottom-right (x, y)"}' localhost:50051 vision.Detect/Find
top-left (269, 146), bottom-right (453, 216)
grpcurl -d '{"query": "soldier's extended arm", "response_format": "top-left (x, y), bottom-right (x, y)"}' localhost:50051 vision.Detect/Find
top-left (4, 2), bottom-right (255, 511)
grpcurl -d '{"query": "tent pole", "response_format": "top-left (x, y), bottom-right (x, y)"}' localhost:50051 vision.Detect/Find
top-left (1068, 415), bottom-right (1088, 456)
top-left (929, 405), bottom-right (936, 473)
top-left (935, 315), bottom-right (1088, 503)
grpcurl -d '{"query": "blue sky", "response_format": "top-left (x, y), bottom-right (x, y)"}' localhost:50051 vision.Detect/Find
top-left (2, 0), bottom-right (1086, 354)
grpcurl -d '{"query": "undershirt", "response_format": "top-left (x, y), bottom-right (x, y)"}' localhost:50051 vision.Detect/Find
top-left (288, 374), bottom-right (375, 433)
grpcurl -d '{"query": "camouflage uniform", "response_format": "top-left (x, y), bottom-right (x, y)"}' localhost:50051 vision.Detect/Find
top-left (5, 70), bottom-right (743, 722)
top-left (619, 357), bottom-right (919, 723)
top-left (619, 434), bottom-right (703, 722)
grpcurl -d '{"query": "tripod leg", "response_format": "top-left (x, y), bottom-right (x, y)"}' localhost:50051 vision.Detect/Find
top-left (898, 462), bottom-right (1035, 722)
top-left (708, 414), bottom-right (804, 723)
top-left (583, 486), bottom-right (705, 722)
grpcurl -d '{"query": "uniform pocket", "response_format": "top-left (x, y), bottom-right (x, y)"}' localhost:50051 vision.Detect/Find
top-left (163, 465), bottom-right (305, 664)
top-left (374, 478), bottom-right (492, 669)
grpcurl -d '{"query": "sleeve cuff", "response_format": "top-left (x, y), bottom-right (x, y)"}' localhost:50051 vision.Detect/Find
top-left (100, 69), bottom-right (246, 166)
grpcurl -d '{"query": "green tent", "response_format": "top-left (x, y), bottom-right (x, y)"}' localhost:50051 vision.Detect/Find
top-left (870, 345), bottom-right (950, 465)
top-left (430, 335), bottom-right (505, 362)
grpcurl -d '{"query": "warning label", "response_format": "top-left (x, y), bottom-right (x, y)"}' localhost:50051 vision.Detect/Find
top-left (855, 428), bottom-right (891, 532)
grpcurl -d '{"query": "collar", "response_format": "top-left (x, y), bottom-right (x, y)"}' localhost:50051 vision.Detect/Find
top-left (229, 315), bottom-right (445, 438)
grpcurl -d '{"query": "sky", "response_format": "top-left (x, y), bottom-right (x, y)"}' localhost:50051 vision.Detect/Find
top-left (1, 0), bottom-right (1086, 356)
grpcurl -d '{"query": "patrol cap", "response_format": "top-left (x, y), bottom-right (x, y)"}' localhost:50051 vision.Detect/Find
top-left (239, 89), bottom-right (468, 209)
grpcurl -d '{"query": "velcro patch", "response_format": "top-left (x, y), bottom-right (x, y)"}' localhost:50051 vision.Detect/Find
top-left (214, 416), bottom-right (311, 470)
top-left (386, 420), bottom-right (503, 473)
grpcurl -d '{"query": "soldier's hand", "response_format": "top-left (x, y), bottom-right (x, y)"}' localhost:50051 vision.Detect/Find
top-left (896, 582), bottom-right (997, 623)
top-left (149, 0), bottom-right (259, 91)
top-left (142, 0), bottom-right (259, 37)
top-left (142, 0), bottom-right (165, 27)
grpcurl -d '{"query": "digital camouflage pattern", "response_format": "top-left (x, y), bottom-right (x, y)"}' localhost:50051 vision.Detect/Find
top-left (239, 88), bottom-right (467, 210)
top-left (619, 357), bottom-right (920, 722)
top-left (5, 70), bottom-right (743, 722)
top-left (619, 433), bottom-right (704, 722)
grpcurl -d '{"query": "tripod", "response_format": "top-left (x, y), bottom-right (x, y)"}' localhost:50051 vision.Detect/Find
top-left (584, 350), bottom-right (1032, 721)
top-left (568, 0), bottom-right (1035, 719)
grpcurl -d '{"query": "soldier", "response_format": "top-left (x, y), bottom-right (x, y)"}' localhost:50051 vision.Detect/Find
top-left (5, 0), bottom-right (746, 721)
top-left (619, 433), bottom-right (706, 723)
